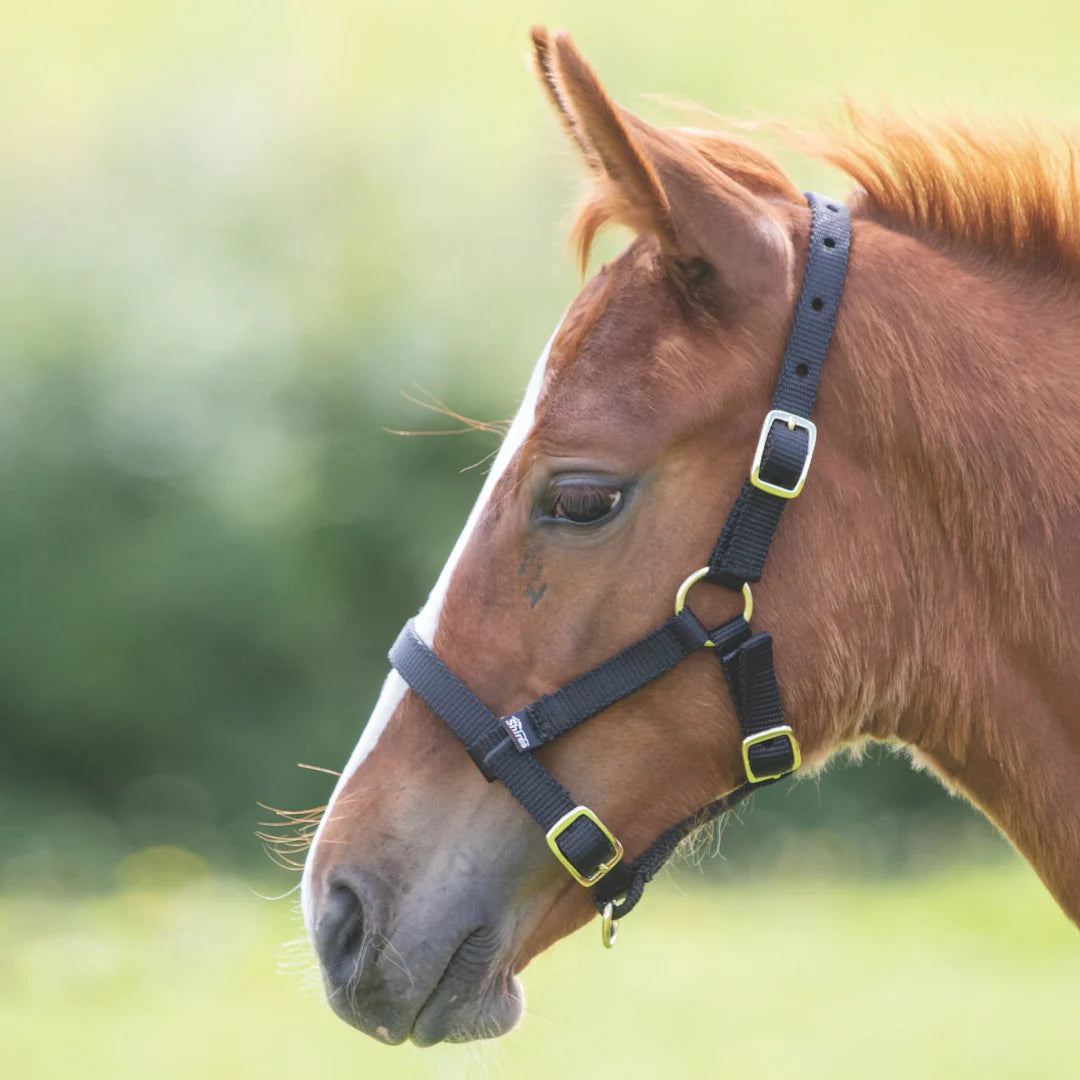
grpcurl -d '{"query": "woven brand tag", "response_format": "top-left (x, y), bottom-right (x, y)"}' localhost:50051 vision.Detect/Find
top-left (502, 714), bottom-right (533, 749)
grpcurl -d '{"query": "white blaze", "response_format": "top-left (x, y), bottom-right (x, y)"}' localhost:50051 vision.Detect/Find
top-left (301, 320), bottom-right (561, 932)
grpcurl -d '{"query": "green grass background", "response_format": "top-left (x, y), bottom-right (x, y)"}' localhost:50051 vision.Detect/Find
top-left (4, 0), bottom-right (1080, 1074)
top-left (3, 858), bottom-right (1077, 1079)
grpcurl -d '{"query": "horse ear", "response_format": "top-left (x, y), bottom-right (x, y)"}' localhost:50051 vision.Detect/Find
top-left (529, 27), bottom-right (597, 170)
top-left (533, 28), bottom-right (681, 255)
top-left (533, 28), bottom-right (795, 307)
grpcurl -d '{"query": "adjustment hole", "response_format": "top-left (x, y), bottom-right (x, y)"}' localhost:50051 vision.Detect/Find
top-left (811, 297), bottom-right (824, 311)
top-left (795, 363), bottom-right (809, 378)
top-left (827, 203), bottom-right (839, 212)
top-left (823, 237), bottom-right (836, 248)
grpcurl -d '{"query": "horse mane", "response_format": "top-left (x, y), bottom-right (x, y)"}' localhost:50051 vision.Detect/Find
top-left (571, 107), bottom-right (1080, 280)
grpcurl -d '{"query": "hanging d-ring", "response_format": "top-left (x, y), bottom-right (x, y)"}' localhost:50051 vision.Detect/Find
top-left (674, 567), bottom-right (753, 643)
top-left (601, 901), bottom-right (619, 949)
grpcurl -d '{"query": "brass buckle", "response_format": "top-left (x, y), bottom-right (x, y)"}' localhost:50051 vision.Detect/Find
top-left (674, 567), bottom-right (753, 648)
top-left (750, 410), bottom-right (817, 499)
top-left (741, 725), bottom-right (802, 783)
top-left (545, 806), bottom-right (623, 887)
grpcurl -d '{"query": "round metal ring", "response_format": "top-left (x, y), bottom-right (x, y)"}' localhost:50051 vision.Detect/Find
top-left (601, 902), bottom-right (619, 949)
top-left (673, 567), bottom-right (753, 628)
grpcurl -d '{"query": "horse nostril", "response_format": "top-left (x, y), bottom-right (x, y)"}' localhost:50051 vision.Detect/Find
top-left (316, 876), bottom-right (368, 984)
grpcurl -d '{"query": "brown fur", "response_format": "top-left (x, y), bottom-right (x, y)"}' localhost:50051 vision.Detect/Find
top-left (542, 49), bottom-right (1080, 929)
top-left (570, 101), bottom-right (1080, 283)
top-left (305, 28), bottom-right (1080, 1045)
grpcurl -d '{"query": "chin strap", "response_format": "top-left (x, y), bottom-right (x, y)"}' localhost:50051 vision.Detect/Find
top-left (387, 193), bottom-right (851, 945)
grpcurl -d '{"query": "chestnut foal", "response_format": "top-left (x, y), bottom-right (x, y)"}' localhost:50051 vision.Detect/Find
top-left (301, 28), bottom-right (1080, 1045)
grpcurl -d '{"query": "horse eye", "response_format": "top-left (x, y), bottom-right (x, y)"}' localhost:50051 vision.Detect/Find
top-left (542, 479), bottom-right (624, 525)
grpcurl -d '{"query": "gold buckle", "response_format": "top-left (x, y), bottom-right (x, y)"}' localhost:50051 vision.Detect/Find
top-left (741, 725), bottom-right (802, 783)
top-left (545, 806), bottom-right (623, 887)
top-left (750, 410), bottom-right (816, 499)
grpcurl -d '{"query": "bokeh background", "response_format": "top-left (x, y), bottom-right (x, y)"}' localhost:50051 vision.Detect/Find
top-left (3, 1), bottom-right (1078, 1076)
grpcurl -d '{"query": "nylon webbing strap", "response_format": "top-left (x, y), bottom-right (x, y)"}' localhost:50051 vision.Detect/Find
top-left (516, 608), bottom-right (711, 745)
top-left (390, 621), bottom-right (620, 882)
top-left (708, 192), bottom-right (851, 589)
top-left (721, 631), bottom-right (794, 780)
top-left (593, 630), bottom-right (788, 918)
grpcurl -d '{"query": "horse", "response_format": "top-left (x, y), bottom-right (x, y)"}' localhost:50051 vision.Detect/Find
top-left (299, 26), bottom-right (1080, 1046)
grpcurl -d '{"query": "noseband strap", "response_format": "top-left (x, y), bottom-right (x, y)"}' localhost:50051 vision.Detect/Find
top-left (388, 192), bottom-right (851, 928)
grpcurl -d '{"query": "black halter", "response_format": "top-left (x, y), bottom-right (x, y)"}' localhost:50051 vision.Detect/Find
top-left (389, 192), bottom-right (851, 943)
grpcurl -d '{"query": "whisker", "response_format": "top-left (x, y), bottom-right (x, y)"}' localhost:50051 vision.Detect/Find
top-left (461, 447), bottom-right (500, 474)
top-left (385, 425), bottom-right (495, 437)
top-left (249, 882), bottom-right (303, 902)
top-left (397, 385), bottom-right (509, 437)
top-left (255, 802), bottom-right (327, 871)
top-left (297, 762), bottom-right (341, 777)
top-left (375, 933), bottom-right (415, 988)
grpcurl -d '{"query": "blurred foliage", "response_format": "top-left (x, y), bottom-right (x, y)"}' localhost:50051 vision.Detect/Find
top-left (3, 0), bottom-right (1079, 892)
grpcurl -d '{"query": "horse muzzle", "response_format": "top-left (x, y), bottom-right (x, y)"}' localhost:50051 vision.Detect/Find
top-left (309, 860), bottom-right (525, 1045)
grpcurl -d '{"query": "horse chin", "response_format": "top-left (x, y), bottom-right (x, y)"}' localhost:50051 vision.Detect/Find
top-left (411, 966), bottom-right (524, 1046)
top-left (323, 923), bottom-right (525, 1047)
top-left (410, 925), bottom-right (524, 1046)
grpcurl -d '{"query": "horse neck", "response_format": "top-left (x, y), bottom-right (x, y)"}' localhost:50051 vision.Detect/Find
top-left (828, 219), bottom-right (1080, 922)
